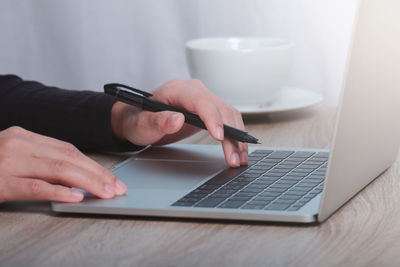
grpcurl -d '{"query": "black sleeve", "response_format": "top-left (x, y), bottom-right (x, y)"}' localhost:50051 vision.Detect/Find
top-left (0, 74), bottom-right (143, 152)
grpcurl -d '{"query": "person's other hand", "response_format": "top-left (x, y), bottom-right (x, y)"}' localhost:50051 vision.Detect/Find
top-left (0, 126), bottom-right (126, 203)
top-left (111, 79), bottom-right (248, 167)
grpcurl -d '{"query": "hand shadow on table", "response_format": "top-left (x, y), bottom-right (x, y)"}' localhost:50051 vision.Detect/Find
top-left (0, 200), bottom-right (52, 215)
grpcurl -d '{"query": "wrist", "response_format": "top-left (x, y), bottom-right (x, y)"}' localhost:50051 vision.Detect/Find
top-left (110, 101), bottom-right (134, 141)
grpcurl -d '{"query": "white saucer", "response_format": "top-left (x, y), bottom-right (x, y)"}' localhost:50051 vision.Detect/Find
top-left (233, 87), bottom-right (323, 114)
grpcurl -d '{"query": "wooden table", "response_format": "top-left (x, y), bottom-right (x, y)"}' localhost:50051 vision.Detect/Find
top-left (1, 107), bottom-right (400, 267)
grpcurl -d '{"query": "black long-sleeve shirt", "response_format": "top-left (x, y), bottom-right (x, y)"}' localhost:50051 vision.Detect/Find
top-left (0, 74), bottom-right (141, 151)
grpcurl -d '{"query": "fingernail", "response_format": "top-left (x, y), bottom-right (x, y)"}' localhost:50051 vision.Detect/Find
top-left (215, 126), bottom-right (224, 140)
top-left (71, 190), bottom-right (83, 200)
top-left (168, 113), bottom-right (181, 129)
top-left (115, 180), bottom-right (127, 195)
top-left (240, 152), bottom-right (248, 165)
top-left (169, 113), bottom-right (180, 121)
top-left (231, 152), bottom-right (240, 166)
top-left (104, 184), bottom-right (115, 196)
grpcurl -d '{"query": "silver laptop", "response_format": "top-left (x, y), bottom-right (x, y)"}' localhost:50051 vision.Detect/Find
top-left (52, 0), bottom-right (400, 223)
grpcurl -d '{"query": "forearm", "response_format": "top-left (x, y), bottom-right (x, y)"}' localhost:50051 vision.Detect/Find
top-left (0, 74), bottom-right (142, 151)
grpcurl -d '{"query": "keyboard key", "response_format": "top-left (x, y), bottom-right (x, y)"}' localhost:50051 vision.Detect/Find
top-left (268, 151), bottom-right (294, 159)
top-left (284, 158), bottom-right (306, 163)
top-left (301, 163), bottom-right (321, 168)
top-left (234, 191), bottom-right (255, 197)
top-left (291, 186), bottom-right (313, 192)
top-left (245, 171), bottom-right (266, 177)
top-left (284, 176), bottom-right (303, 181)
top-left (251, 165), bottom-right (273, 170)
top-left (229, 196), bottom-right (253, 201)
top-left (273, 199), bottom-right (297, 205)
top-left (205, 166), bottom-right (249, 185)
top-left (270, 168), bottom-right (291, 173)
top-left (210, 192), bottom-right (232, 198)
top-left (235, 177), bottom-right (256, 184)
top-left (240, 187), bottom-right (265, 194)
top-left (286, 172), bottom-right (308, 178)
top-left (269, 182), bottom-right (292, 188)
top-left (248, 156), bottom-right (265, 162)
top-left (259, 191), bottom-right (281, 197)
top-left (265, 203), bottom-right (290, 211)
top-left (184, 192), bottom-right (208, 198)
top-left (264, 187), bottom-right (286, 193)
top-left (315, 152), bottom-right (329, 157)
top-left (195, 197), bottom-right (225, 208)
top-left (304, 177), bottom-right (324, 183)
top-left (241, 204), bottom-right (266, 210)
top-left (224, 184), bottom-right (244, 190)
top-left (278, 163), bottom-right (299, 169)
top-left (302, 195), bottom-right (315, 201)
top-left (274, 180), bottom-right (298, 186)
top-left (251, 150), bottom-right (274, 155)
top-left (279, 194), bottom-right (302, 201)
top-left (263, 172), bottom-right (285, 178)
top-left (291, 151), bottom-right (315, 158)
top-left (214, 188), bottom-right (237, 194)
top-left (219, 200), bottom-right (246, 209)
top-left (241, 172), bottom-right (262, 178)
top-left (198, 184), bottom-right (220, 191)
top-left (285, 190), bottom-right (307, 197)
top-left (248, 199), bottom-right (271, 206)
top-left (298, 181), bottom-right (320, 187)
top-left (305, 160), bottom-right (326, 164)
top-left (260, 158), bottom-right (282, 164)
top-left (253, 195), bottom-right (276, 202)
top-left (296, 199), bottom-right (310, 206)
top-left (307, 174), bottom-right (326, 179)
top-left (292, 168), bottom-right (313, 173)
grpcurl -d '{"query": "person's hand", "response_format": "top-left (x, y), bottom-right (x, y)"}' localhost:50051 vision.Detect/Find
top-left (111, 78), bottom-right (248, 167)
top-left (0, 126), bottom-right (127, 203)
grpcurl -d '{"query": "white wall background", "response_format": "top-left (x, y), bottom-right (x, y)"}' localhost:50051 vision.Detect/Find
top-left (0, 0), bottom-right (358, 106)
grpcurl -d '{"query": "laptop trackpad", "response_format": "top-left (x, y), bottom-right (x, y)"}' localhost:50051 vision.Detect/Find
top-left (113, 158), bottom-right (226, 191)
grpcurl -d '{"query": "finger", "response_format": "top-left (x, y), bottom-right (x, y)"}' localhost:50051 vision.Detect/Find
top-left (210, 103), bottom-right (248, 166)
top-left (0, 132), bottom-right (125, 196)
top-left (187, 80), bottom-right (247, 146)
top-left (238, 141), bottom-right (249, 165)
top-left (154, 83), bottom-right (225, 142)
top-left (184, 96), bottom-right (225, 141)
top-left (221, 139), bottom-right (241, 168)
top-left (15, 155), bottom-right (123, 199)
top-left (28, 142), bottom-right (127, 196)
top-left (0, 127), bottom-right (127, 198)
top-left (2, 177), bottom-right (84, 203)
top-left (231, 110), bottom-right (249, 165)
top-left (186, 80), bottom-right (248, 165)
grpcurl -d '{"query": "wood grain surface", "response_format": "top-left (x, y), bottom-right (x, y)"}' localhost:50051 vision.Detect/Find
top-left (2, 107), bottom-right (400, 267)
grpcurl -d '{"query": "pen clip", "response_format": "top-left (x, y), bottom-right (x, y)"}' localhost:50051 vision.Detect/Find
top-left (104, 83), bottom-right (154, 98)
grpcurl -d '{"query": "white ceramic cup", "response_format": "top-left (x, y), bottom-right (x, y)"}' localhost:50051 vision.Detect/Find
top-left (185, 37), bottom-right (293, 107)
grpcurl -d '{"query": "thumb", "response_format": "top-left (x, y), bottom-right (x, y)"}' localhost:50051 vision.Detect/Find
top-left (126, 111), bottom-right (185, 146)
top-left (155, 111), bottom-right (185, 135)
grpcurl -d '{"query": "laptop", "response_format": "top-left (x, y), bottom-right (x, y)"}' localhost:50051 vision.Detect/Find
top-left (52, 0), bottom-right (400, 223)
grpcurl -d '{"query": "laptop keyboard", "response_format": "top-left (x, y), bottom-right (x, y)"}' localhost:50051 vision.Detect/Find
top-left (172, 150), bottom-right (328, 211)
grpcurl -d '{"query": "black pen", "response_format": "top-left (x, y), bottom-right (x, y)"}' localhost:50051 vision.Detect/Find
top-left (104, 83), bottom-right (260, 144)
